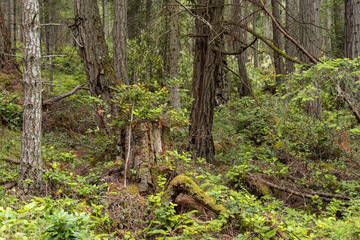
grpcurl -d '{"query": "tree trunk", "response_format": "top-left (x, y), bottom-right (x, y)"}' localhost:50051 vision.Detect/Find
top-left (113, 0), bottom-right (128, 84)
top-left (299, 0), bottom-right (322, 118)
top-left (332, 0), bottom-right (345, 58)
top-left (252, 4), bottom-right (258, 67)
top-left (272, 0), bottom-right (284, 85)
top-left (189, 0), bottom-right (225, 163)
top-left (285, 0), bottom-right (298, 73)
top-left (345, 0), bottom-right (360, 59)
top-left (73, 0), bottom-right (119, 134)
top-left (231, 0), bottom-right (252, 97)
top-left (19, 0), bottom-right (43, 195)
top-left (168, 0), bottom-right (181, 108)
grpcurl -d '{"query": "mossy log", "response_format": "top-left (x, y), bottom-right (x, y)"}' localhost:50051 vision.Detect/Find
top-left (162, 175), bottom-right (228, 218)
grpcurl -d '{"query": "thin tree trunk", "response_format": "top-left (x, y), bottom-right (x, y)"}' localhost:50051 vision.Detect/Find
top-left (285, 0), bottom-right (298, 73)
top-left (168, 0), bottom-right (180, 108)
top-left (272, 0), bottom-right (284, 85)
top-left (12, 0), bottom-right (16, 53)
top-left (232, 0), bottom-right (252, 97)
top-left (113, 0), bottom-right (128, 84)
top-left (19, 0), bottom-right (43, 195)
top-left (252, 4), bottom-right (258, 68)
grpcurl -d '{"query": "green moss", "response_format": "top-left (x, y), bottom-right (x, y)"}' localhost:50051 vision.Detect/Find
top-left (162, 175), bottom-right (228, 218)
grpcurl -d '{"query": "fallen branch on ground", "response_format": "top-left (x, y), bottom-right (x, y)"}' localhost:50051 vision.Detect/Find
top-left (0, 158), bottom-right (20, 164)
top-left (42, 84), bottom-right (86, 106)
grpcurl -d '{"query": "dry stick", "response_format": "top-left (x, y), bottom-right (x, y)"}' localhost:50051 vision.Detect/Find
top-left (258, 0), bottom-right (319, 65)
top-left (124, 100), bottom-right (135, 188)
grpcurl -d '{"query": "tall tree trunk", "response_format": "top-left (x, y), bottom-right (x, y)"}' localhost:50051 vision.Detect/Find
top-left (113, 0), bottom-right (128, 84)
top-left (232, 0), bottom-right (252, 97)
top-left (13, 0), bottom-right (16, 53)
top-left (272, 0), bottom-right (284, 85)
top-left (189, 0), bottom-right (225, 163)
top-left (167, 0), bottom-right (180, 108)
top-left (299, 0), bottom-right (322, 118)
top-left (252, 4), bottom-right (258, 68)
top-left (285, 0), bottom-right (298, 73)
top-left (332, 0), bottom-right (345, 58)
top-left (73, 0), bottom-right (119, 134)
top-left (345, 0), bottom-right (360, 59)
top-left (19, 0), bottom-right (43, 195)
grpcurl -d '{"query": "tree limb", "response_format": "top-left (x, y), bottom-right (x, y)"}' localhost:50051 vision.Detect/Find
top-left (258, 0), bottom-right (319, 65)
top-left (335, 83), bottom-right (360, 123)
top-left (42, 84), bottom-right (86, 106)
top-left (238, 23), bottom-right (308, 66)
top-left (211, 37), bottom-right (257, 55)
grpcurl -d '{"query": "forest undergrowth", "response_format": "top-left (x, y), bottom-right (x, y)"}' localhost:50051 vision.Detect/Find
top-left (1, 58), bottom-right (360, 239)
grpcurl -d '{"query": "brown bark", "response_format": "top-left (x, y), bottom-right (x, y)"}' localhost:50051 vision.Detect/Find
top-left (73, 0), bottom-right (119, 134)
top-left (189, 0), bottom-right (225, 163)
top-left (231, 0), bottom-right (253, 98)
top-left (167, 0), bottom-right (181, 108)
top-left (285, 0), bottom-right (298, 73)
top-left (113, 0), bottom-right (128, 84)
top-left (345, 0), bottom-right (360, 59)
top-left (272, 0), bottom-right (284, 85)
top-left (19, 0), bottom-right (43, 195)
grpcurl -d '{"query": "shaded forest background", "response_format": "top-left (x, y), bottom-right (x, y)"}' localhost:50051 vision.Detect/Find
top-left (1, 0), bottom-right (360, 239)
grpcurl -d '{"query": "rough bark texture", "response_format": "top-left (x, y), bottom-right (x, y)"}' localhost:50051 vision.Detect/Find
top-left (345, 0), bottom-right (360, 59)
top-left (232, 0), bottom-right (252, 97)
top-left (299, 0), bottom-right (322, 118)
top-left (299, 0), bottom-right (320, 63)
top-left (113, 0), bottom-right (128, 84)
top-left (272, 0), bottom-right (284, 85)
top-left (167, 0), bottom-right (181, 108)
top-left (285, 0), bottom-right (298, 73)
top-left (125, 121), bottom-right (171, 193)
top-left (332, 0), bottom-right (345, 58)
top-left (73, 0), bottom-right (119, 133)
top-left (19, 0), bottom-right (43, 195)
top-left (189, 0), bottom-right (225, 163)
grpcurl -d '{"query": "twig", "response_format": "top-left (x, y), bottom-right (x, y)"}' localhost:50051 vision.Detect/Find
top-left (124, 100), bottom-right (135, 188)
top-left (42, 55), bottom-right (67, 58)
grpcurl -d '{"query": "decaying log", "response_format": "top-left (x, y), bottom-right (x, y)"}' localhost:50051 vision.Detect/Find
top-left (162, 175), bottom-right (228, 218)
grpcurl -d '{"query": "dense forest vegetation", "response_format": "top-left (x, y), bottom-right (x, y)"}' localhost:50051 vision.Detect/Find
top-left (1, 0), bottom-right (360, 239)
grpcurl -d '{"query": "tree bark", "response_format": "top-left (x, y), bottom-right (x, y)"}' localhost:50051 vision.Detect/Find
top-left (73, 0), bottom-right (119, 134)
top-left (345, 0), bottom-right (360, 59)
top-left (231, 0), bottom-right (252, 97)
top-left (189, 0), bottom-right (225, 163)
top-left (272, 0), bottom-right (284, 85)
top-left (285, 0), bottom-right (298, 73)
top-left (168, 0), bottom-right (181, 108)
top-left (113, 0), bottom-right (128, 84)
top-left (19, 0), bottom-right (43, 195)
